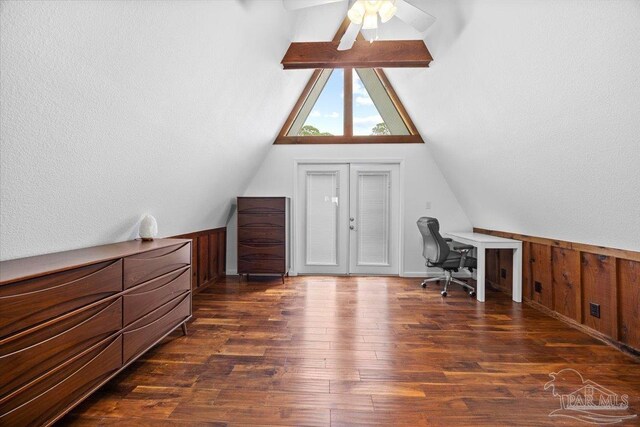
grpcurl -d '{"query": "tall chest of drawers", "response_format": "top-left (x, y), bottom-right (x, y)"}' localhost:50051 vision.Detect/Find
top-left (237, 197), bottom-right (290, 282)
top-left (0, 239), bottom-right (192, 426)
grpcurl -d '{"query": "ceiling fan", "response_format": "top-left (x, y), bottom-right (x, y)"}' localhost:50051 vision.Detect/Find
top-left (282, 0), bottom-right (436, 51)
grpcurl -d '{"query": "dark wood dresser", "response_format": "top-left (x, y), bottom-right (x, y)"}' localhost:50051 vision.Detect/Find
top-left (0, 239), bottom-right (192, 426)
top-left (237, 197), bottom-right (290, 282)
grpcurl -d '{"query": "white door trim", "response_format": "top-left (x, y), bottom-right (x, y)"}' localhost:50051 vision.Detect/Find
top-left (292, 159), bottom-right (404, 276)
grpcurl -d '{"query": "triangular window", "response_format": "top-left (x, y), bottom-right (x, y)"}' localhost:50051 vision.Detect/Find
top-left (353, 69), bottom-right (409, 136)
top-left (288, 69), bottom-right (344, 137)
top-left (277, 67), bottom-right (421, 144)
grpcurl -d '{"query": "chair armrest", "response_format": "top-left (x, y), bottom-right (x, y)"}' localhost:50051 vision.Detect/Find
top-left (452, 243), bottom-right (474, 269)
top-left (453, 244), bottom-right (474, 251)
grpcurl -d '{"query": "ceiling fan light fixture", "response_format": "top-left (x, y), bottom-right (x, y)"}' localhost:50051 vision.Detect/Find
top-left (349, 0), bottom-right (394, 28)
top-left (347, 1), bottom-right (366, 25)
top-left (364, 0), bottom-right (382, 11)
top-left (362, 10), bottom-right (378, 29)
top-left (378, 1), bottom-right (397, 23)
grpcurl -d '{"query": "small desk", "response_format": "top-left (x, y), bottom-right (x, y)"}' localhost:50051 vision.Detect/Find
top-left (446, 231), bottom-right (522, 303)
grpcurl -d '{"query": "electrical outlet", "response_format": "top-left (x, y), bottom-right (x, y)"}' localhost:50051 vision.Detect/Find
top-left (534, 281), bottom-right (542, 293)
top-left (589, 303), bottom-right (601, 319)
top-left (501, 268), bottom-right (507, 279)
top-left (425, 201), bottom-right (432, 210)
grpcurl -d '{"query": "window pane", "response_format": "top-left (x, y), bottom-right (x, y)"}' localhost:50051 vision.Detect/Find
top-left (288, 69), bottom-right (344, 136)
top-left (353, 69), bottom-right (409, 136)
top-left (305, 171), bottom-right (339, 265)
top-left (356, 171), bottom-right (390, 265)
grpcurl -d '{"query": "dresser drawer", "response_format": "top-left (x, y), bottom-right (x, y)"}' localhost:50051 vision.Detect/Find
top-left (238, 259), bottom-right (286, 274)
top-left (122, 293), bottom-right (190, 364)
top-left (238, 198), bottom-right (285, 214)
top-left (238, 227), bottom-right (285, 244)
top-left (0, 298), bottom-right (122, 399)
top-left (238, 243), bottom-right (285, 260)
top-left (238, 213), bottom-right (285, 228)
top-left (0, 335), bottom-right (122, 426)
top-left (0, 260), bottom-right (122, 338)
top-left (123, 243), bottom-right (190, 289)
top-left (124, 267), bottom-right (190, 326)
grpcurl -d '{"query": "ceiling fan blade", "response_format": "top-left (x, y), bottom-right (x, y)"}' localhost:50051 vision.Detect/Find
top-left (337, 21), bottom-right (362, 51)
top-left (282, 0), bottom-right (345, 11)
top-left (394, 0), bottom-right (437, 33)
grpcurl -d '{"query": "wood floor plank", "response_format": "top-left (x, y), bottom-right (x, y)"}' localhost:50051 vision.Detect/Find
top-left (64, 275), bottom-right (640, 426)
top-left (265, 391), bottom-right (374, 411)
top-left (281, 366), bottom-right (361, 381)
top-left (330, 409), bottom-right (427, 426)
top-left (329, 380), bottom-right (427, 397)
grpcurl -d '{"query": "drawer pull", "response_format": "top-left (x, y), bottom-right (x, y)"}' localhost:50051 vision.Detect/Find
top-left (127, 244), bottom-right (187, 260)
top-left (1, 299), bottom-right (120, 356)
top-left (127, 267), bottom-right (190, 296)
top-left (0, 299), bottom-right (122, 399)
top-left (1, 261), bottom-right (119, 299)
top-left (123, 268), bottom-right (191, 326)
top-left (0, 260), bottom-right (122, 338)
top-left (123, 243), bottom-right (190, 289)
top-left (123, 294), bottom-right (190, 363)
top-left (0, 336), bottom-right (122, 426)
top-left (125, 294), bottom-right (189, 334)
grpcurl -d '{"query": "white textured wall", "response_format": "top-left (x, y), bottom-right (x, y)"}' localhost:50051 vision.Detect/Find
top-left (389, 0), bottom-right (640, 251)
top-left (0, 0), bottom-right (306, 260)
top-left (231, 144), bottom-right (472, 276)
top-left (3, 0), bottom-right (638, 263)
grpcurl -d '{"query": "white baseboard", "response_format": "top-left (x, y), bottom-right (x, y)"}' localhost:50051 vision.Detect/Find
top-left (402, 271), bottom-right (473, 278)
top-left (402, 271), bottom-right (429, 278)
top-left (227, 269), bottom-right (469, 279)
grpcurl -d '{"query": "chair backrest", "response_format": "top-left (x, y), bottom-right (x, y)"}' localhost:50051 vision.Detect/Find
top-left (416, 217), bottom-right (450, 264)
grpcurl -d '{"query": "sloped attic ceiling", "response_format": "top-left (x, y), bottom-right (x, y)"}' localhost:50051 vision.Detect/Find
top-left (0, 0), bottom-right (309, 260)
top-left (381, 0), bottom-right (640, 251)
top-left (278, 0), bottom-right (640, 251)
top-left (2, 0), bottom-right (638, 261)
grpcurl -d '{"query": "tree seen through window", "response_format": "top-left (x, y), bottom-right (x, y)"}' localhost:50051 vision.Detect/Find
top-left (279, 67), bottom-right (419, 143)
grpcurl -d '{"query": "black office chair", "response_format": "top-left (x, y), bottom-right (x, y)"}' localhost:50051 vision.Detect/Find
top-left (417, 217), bottom-right (477, 297)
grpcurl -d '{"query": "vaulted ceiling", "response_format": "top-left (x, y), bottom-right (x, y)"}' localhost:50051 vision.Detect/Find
top-left (390, 1), bottom-right (640, 251)
top-left (1, 0), bottom-right (639, 261)
top-left (286, 0), bottom-right (640, 251)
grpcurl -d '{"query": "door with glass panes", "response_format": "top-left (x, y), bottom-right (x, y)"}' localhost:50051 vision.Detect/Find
top-left (296, 163), bottom-right (400, 275)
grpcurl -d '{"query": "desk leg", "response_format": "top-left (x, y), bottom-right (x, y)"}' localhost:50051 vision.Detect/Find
top-left (512, 246), bottom-right (522, 302)
top-left (476, 246), bottom-right (486, 302)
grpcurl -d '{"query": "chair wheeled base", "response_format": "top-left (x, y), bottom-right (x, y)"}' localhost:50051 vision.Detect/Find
top-left (420, 269), bottom-right (476, 297)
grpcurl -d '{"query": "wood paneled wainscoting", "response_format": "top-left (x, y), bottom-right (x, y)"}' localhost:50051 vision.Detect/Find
top-left (474, 228), bottom-right (640, 356)
top-left (172, 227), bottom-right (226, 293)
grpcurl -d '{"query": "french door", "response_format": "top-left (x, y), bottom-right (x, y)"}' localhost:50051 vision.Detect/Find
top-left (348, 164), bottom-right (400, 275)
top-left (295, 163), bottom-right (400, 275)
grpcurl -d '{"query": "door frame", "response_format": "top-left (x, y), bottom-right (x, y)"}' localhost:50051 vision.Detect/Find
top-left (291, 159), bottom-right (405, 276)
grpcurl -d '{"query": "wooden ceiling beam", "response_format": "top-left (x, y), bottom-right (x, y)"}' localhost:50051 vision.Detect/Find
top-left (281, 40), bottom-right (433, 69)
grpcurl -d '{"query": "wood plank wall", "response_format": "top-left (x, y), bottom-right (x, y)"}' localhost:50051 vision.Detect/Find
top-left (474, 228), bottom-right (640, 355)
top-left (172, 227), bottom-right (226, 293)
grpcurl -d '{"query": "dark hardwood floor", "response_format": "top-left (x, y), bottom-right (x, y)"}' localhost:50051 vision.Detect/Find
top-left (63, 276), bottom-right (640, 426)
